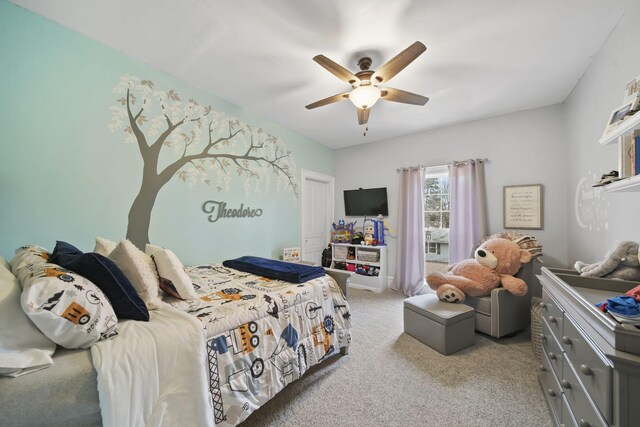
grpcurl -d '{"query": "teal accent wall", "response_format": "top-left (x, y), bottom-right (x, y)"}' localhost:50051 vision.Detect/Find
top-left (0, 1), bottom-right (333, 264)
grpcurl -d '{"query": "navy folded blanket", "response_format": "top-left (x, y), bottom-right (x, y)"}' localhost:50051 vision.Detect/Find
top-left (222, 256), bottom-right (325, 283)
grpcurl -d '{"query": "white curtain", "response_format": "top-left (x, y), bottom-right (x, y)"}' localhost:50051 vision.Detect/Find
top-left (449, 159), bottom-right (488, 264)
top-left (392, 168), bottom-right (426, 296)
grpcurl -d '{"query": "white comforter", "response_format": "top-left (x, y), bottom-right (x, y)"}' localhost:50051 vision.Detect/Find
top-left (91, 266), bottom-right (352, 427)
top-left (91, 303), bottom-right (213, 427)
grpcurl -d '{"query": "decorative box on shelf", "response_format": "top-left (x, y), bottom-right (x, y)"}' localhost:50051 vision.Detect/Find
top-left (357, 248), bottom-right (380, 263)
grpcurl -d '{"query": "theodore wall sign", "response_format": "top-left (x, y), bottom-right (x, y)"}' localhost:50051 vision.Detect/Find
top-left (202, 200), bottom-right (263, 223)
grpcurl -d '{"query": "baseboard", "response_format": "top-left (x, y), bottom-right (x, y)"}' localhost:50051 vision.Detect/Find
top-left (348, 282), bottom-right (384, 293)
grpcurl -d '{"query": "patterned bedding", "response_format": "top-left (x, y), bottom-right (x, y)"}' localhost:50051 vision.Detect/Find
top-left (168, 264), bottom-right (352, 427)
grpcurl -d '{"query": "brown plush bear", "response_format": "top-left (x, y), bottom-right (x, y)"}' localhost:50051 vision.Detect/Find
top-left (427, 237), bottom-right (532, 303)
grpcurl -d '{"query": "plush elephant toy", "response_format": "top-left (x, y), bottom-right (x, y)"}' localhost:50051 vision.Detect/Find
top-left (574, 241), bottom-right (640, 281)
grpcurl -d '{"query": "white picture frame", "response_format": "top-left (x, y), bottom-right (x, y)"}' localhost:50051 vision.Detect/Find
top-left (282, 247), bottom-right (300, 262)
top-left (503, 184), bottom-right (543, 230)
top-left (603, 102), bottom-right (634, 137)
top-left (624, 74), bottom-right (640, 110)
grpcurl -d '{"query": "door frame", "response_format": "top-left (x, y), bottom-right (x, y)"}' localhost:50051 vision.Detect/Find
top-left (300, 169), bottom-right (335, 262)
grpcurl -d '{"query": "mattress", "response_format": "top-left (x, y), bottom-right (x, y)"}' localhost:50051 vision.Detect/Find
top-left (0, 348), bottom-right (101, 427)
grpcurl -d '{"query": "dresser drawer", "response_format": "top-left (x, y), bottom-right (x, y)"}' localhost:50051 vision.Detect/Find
top-left (541, 319), bottom-right (563, 379)
top-left (561, 356), bottom-right (607, 427)
top-left (561, 394), bottom-right (578, 427)
top-left (541, 289), bottom-right (564, 338)
top-left (562, 315), bottom-right (612, 423)
top-left (539, 350), bottom-right (563, 420)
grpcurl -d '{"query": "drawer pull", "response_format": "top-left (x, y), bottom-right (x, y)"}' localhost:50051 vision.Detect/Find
top-left (561, 380), bottom-right (572, 389)
top-left (547, 352), bottom-right (557, 360)
top-left (579, 420), bottom-right (590, 427)
top-left (548, 316), bottom-right (557, 323)
top-left (562, 336), bottom-right (572, 345)
top-left (539, 302), bottom-right (547, 309)
top-left (547, 388), bottom-right (556, 397)
top-left (539, 365), bottom-right (546, 372)
top-left (580, 365), bottom-right (593, 376)
top-left (539, 333), bottom-right (546, 341)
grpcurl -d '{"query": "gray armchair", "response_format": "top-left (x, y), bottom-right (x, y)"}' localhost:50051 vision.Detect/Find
top-left (463, 260), bottom-right (541, 338)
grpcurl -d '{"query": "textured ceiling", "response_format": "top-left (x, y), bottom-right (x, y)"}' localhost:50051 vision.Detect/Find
top-left (10, 0), bottom-right (630, 149)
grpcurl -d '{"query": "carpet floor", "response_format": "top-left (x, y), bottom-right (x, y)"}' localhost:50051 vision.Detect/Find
top-left (241, 288), bottom-right (552, 427)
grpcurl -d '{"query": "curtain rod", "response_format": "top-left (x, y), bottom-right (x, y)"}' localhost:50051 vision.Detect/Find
top-left (396, 158), bottom-right (489, 173)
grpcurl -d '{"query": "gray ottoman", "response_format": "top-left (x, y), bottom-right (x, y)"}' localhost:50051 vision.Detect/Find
top-left (404, 294), bottom-right (475, 355)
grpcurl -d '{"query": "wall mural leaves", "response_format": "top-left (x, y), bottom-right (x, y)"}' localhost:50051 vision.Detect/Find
top-left (109, 74), bottom-right (298, 248)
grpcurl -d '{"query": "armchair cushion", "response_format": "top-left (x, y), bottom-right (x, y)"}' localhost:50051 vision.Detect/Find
top-left (464, 262), bottom-right (536, 338)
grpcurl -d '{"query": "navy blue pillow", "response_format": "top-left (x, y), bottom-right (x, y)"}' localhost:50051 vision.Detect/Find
top-left (50, 241), bottom-right (149, 321)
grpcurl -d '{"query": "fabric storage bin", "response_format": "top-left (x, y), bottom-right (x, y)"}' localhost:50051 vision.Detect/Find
top-left (334, 246), bottom-right (348, 259)
top-left (403, 294), bottom-right (475, 355)
top-left (357, 248), bottom-right (380, 263)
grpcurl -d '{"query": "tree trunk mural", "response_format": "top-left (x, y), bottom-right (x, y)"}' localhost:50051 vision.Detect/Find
top-left (109, 75), bottom-right (298, 249)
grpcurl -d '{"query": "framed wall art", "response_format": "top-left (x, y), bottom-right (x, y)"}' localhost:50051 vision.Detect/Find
top-left (503, 184), bottom-right (543, 229)
top-left (603, 102), bottom-right (634, 137)
top-left (282, 247), bottom-right (301, 262)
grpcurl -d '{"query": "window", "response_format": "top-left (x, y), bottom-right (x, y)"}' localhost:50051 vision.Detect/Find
top-left (424, 167), bottom-right (449, 265)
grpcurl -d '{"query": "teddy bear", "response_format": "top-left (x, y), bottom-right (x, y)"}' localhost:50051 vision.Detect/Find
top-left (574, 241), bottom-right (640, 281)
top-left (427, 237), bottom-right (532, 303)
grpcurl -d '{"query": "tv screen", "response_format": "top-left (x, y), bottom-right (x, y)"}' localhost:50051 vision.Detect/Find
top-left (344, 187), bottom-right (389, 216)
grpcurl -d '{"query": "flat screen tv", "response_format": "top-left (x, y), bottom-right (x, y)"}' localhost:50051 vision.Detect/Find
top-left (344, 187), bottom-right (389, 216)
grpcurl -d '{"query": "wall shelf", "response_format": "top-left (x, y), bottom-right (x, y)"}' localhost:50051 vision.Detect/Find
top-left (603, 174), bottom-right (640, 192)
top-left (599, 111), bottom-right (640, 145)
top-left (597, 109), bottom-right (640, 191)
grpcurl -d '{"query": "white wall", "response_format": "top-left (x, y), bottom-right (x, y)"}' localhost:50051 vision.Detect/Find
top-left (564, 3), bottom-right (640, 265)
top-left (334, 104), bottom-right (569, 281)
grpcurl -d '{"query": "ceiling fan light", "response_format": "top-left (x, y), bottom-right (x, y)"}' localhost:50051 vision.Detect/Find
top-left (349, 85), bottom-right (381, 109)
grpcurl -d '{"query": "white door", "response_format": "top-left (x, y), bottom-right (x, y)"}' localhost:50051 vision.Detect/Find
top-left (301, 170), bottom-right (334, 265)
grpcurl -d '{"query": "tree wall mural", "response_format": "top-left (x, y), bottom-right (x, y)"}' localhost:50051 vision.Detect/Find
top-left (109, 75), bottom-right (298, 248)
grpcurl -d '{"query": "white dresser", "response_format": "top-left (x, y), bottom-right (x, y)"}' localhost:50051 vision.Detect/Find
top-left (538, 267), bottom-right (640, 427)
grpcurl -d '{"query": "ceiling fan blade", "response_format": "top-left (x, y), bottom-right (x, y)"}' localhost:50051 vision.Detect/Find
top-left (357, 108), bottom-right (370, 125)
top-left (380, 87), bottom-right (429, 105)
top-left (313, 55), bottom-right (360, 85)
top-left (372, 41), bottom-right (426, 84)
top-left (305, 92), bottom-right (350, 109)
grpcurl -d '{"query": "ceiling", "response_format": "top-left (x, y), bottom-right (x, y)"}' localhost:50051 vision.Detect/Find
top-left (10, 0), bottom-right (631, 149)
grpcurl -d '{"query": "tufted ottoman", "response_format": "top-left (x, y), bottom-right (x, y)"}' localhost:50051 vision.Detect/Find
top-left (404, 294), bottom-right (475, 355)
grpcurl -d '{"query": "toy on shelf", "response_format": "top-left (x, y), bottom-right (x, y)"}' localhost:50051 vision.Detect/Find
top-left (331, 219), bottom-right (356, 243)
top-left (360, 215), bottom-right (388, 246)
top-left (354, 265), bottom-right (380, 276)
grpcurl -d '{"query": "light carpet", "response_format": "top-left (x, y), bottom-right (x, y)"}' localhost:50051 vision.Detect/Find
top-left (241, 288), bottom-right (552, 427)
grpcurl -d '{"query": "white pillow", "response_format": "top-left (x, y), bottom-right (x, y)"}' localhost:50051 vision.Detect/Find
top-left (19, 262), bottom-right (119, 349)
top-left (109, 240), bottom-right (162, 310)
top-left (152, 249), bottom-right (198, 300)
top-left (94, 237), bottom-right (117, 256)
top-left (10, 245), bottom-right (50, 276)
top-left (0, 256), bottom-right (57, 377)
top-left (145, 243), bottom-right (163, 257)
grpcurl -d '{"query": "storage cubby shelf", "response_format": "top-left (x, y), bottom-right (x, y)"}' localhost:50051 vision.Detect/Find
top-left (330, 243), bottom-right (387, 292)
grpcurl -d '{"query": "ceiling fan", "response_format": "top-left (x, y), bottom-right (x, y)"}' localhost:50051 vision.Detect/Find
top-left (305, 41), bottom-right (429, 126)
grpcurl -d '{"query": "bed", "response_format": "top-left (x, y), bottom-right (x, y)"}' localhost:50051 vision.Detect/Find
top-left (0, 250), bottom-right (352, 427)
